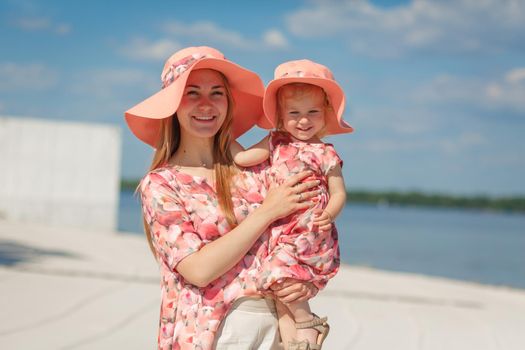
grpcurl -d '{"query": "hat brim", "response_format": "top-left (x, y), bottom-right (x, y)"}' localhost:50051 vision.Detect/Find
top-left (125, 58), bottom-right (264, 148)
top-left (260, 77), bottom-right (353, 135)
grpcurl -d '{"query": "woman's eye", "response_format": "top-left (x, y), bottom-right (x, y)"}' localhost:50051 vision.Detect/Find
top-left (212, 90), bottom-right (224, 96)
top-left (186, 90), bottom-right (198, 96)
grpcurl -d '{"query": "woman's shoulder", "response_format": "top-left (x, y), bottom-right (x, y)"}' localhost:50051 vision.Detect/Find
top-left (139, 167), bottom-right (177, 193)
top-left (143, 166), bottom-right (174, 182)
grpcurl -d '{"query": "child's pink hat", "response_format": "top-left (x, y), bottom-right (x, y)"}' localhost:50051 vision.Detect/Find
top-left (260, 59), bottom-right (354, 135)
top-left (125, 46), bottom-right (265, 148)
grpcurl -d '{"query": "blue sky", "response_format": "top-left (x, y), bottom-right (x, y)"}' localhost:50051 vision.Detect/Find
top-left (1, 0), bottom-right (524, 196)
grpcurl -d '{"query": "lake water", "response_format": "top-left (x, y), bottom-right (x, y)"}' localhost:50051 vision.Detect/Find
top-left (118, 191), bottom-right (525, 290)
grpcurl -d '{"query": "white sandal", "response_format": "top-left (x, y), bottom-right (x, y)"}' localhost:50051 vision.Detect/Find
top-left (288, 314), bottom-right (330, 350)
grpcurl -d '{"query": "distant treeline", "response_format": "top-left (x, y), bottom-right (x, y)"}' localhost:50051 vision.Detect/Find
top-left (121, 179), bottom-right (140, 192)
top-left (120, 179), bottom-right (525, 213)
top-left (347, 190), bottom-right (525, 213)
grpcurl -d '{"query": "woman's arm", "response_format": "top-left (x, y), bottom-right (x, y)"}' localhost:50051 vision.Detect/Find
top-left (177, 171), bottom-right (319, 287)
top-left (230, 135), bottom-right (270, 167)
top-left (314, 164), bottom-right (346, 231)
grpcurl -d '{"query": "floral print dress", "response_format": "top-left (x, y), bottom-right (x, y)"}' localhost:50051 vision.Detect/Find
top-left (256, 131), bottom-right (342, 291)
top-left (140, 163), bottom-right (271, 350)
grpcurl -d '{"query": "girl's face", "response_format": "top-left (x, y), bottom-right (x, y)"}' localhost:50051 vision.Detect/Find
top-left (279, 87), bottom-right (326, 142)
top-left (176, 69), bottom-right (229, 140)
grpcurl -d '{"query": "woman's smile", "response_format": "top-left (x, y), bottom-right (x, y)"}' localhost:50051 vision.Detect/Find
top-left (192, 115), bottom-right (216, 121)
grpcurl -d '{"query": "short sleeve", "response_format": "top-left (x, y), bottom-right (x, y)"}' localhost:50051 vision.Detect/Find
top-left (322, 144), bottom-right (343, 175)
top-left (139, 172), bottom-right (204, 272)
top-left (243, 159), bottom-right (271, 193)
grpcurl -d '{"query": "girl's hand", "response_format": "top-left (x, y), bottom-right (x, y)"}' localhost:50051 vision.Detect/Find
top-left (270, 278), bottom-right (318, 304)
top-left (259, 171), bottom-right (320, 222)
top-left (313, 209), bottom-right (333, 232)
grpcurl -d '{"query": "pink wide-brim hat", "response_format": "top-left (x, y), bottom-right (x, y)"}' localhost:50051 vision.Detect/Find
top-left (125, 46), bottom-right (265, 148)
top-left (259, 59), bottom-right (354, 135)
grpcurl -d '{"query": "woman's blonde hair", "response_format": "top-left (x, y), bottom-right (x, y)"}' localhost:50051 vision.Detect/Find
top-left (276, 83), bottom-right (333, 138)
top-left (138, 70), bottom-right (238, 258)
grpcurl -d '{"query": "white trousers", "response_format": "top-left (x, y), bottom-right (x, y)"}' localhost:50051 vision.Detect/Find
top-left (214, 297), bottom-right (282, 350)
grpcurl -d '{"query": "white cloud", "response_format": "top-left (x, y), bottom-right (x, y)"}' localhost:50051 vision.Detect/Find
top-left (119, 38), bottom-right (182, 61)
top-left (13, 17), bottom-right (71, 35)
top-left (413, 74), bottom-right (480, 103)
top-left (354, 138), bottom-right (433, 153)
top-left (15, 17), bottom-right (49, 30)
top-left (352, 131), bottom-right (486, 155)
top-left (286, 0), bottom-right (525, 57)
top-left (352, 105), bottom-right (442, 135)
top-left (439, 132), bottom-right (486, 154)
top-left (485, 83), bottom-right (503, 99)
top-left (163, 20), bottom-right (289, 51)
top-left (413, 68), bottom-right (525, 112)
top-left (165, 21), bottom-right (251, 49)
top-left (54, 23), bottom-right (71, 35)
top-left (72, 68), bottom-right (158, 98)
top-left (55, 68), bottom-right (161, 122)
top-left (479, 152), bottom-right (525, 167)
top-left (506, 68), bottom-right (525, 84)
top-left (0, 62), bottom-right (58, 91)
top-left (263, 29), bottom-right (289, 49)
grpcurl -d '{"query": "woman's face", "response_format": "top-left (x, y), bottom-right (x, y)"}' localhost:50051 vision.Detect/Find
top-left (177, 69), bottom-right (229, 140)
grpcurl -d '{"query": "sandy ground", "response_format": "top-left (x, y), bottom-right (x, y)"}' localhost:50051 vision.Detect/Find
top-left (1, 219), bottom-right (524, 349)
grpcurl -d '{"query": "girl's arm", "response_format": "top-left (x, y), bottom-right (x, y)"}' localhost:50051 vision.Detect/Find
top-left (325, 164), bottom-right (347, 219)
top-left (176, 171), bottom-right (319, 287)
top-left (230, 135), bottom-right (270, 167)
top-left (314, 164), bottom-right (346, 230)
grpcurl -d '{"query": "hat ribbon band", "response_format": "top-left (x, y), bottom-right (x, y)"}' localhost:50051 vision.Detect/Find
top-left (161, 53), bottom-right (213, 89)
top-left (279, 70), bottom-right (324, 79)
top-left (276, 70), bottom-right (334, 80)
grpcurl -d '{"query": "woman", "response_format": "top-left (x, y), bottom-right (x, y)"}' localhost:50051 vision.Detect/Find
top-left (125, 46), bottom-right (319, 349)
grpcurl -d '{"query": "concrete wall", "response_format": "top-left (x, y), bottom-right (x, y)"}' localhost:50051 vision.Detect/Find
top-left (0, 116), bottom-right (121, 231)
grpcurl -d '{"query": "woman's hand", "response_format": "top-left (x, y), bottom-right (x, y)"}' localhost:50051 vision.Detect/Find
top-left (259, 171), bottom-right (320, 222)
top-left (270, 278), bottom-right (319, 304)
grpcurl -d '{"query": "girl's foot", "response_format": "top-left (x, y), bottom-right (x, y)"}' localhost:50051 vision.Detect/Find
top-left (288, 314), bottom-right (330, 350)
top-left (294, 315), bottom-right (318, 346)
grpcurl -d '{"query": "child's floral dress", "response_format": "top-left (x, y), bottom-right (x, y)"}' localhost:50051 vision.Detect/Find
top-left (256, 131), bottom-right (342, 290)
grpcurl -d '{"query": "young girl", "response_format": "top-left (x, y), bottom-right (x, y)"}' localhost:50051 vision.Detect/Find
top-left (231, 59), bottom-right (354, 350)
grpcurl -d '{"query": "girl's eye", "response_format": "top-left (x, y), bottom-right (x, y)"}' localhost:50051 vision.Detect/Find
top-left (212, 90), bottom-right (224, 96)
top-left (186, 90), bottom-right (198, 96)
top-left (309, 110), bottom-right (320, 115)
top-left (289, 111), bottom-right (299, 116)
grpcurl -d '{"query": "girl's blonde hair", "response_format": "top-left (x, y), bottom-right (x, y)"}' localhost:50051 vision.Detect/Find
top-left (138, 70), bottom-right (237, 258)
top-left (276, 83), bottom-right (333, 138)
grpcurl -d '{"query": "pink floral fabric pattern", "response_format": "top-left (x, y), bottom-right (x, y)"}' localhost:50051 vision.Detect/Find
top-left (256, 131), bottom-right (342, 290)
top-left (161, 53), bottom-right (212, 88)
top-left (140, 163), bottom-right (270, 350)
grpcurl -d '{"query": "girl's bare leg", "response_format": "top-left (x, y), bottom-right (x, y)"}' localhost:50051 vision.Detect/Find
top-left (275, 299), bottom-right (296, 350)
top-left (285, 300), bottom-right (317, 345)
